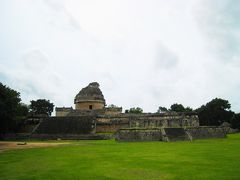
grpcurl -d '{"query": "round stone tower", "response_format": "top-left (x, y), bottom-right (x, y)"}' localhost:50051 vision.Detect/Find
top-left (74, 82), bottom-right (106, 110)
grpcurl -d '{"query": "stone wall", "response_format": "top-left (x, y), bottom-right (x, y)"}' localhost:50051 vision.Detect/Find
top-left (95, 112), bottom-right (199, 133)
top-left (104, 107), bottom-right (122, 115)
top-left (55, 107), bottom-right (73, 117)
top-left (96, 116), bottom-right (128, 133)
top-left (67, 109), bottom-right (105, 116)
top-left (96, 124), bottom-right (123, 133)
top-left (186, 127), bottom-right (227, 139)
top-left (116, 127), bottom-right (227, 142)
top-left (75, 101), bottom-right (104, 110)
top-left (115, 128), bottom-right (163, 142)
top-left (33, 116), bottom-right (95, 134)
top-left (115, 128), bottom-right (191, 142)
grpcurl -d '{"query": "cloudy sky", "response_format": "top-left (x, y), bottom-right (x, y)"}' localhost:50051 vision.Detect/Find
top-left (1, 0), bottom-right (240, 113)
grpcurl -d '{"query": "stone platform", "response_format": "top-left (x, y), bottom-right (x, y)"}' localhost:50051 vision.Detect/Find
top-left (115, 127), bottom-right (227, 142)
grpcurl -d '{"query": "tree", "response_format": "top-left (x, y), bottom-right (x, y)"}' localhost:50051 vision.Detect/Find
top-left (230, 113), bottom-right (240, 129)
top-left (108, 104), bottom-right (118, 108)
top-left (196, 98), bottom-right (234, 126)
top-left (0, 82), bottom-right (22, 134)
top-left (185, 107), bottom-right (193, 112)
top-left (129, 107), bottom-right (143, 114)
top-left (29, 99), bottom-right (54, 116)
top-left (16, 103), bottom-right (29, 118)
top-left (157, 106), bottom-right (168, 113)
top-left (170, 103), bottom-right (185, 112)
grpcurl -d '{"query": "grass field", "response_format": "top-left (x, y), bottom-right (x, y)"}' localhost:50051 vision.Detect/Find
top-left (0, 134), bottom-right (240, 180)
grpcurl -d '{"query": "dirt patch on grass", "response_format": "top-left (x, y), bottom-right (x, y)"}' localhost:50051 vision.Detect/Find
top-left (0, 141), bottom-right (69, 152)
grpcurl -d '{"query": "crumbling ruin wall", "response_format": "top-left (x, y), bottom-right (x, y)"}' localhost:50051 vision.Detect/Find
top-left (55, 107), bottom-right (73, 117)
top-left (115, 128), bottom-right (190, 142)
top-left (116, 127), bottom-right (227, 142)
top-left (96, 124), bottom-right (125, 133)
top-left (96, 113), bottom-right (199, 133)
top-left (115, 128), bottom-right (163, 142)
top-left (104, 107), bottom-right (122, 115)
top-left (186, 127), bottom-right (227, 139)
top-left (96, 116), bottom-right (129, 133)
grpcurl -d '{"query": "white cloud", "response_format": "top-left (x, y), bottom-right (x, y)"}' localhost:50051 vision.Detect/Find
top-left (0, 0), bottom-right (240, 113)
top-left (154, 43), bottom-right (178, 69)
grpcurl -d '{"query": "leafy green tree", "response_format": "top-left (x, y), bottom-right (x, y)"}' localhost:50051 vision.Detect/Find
top-left (29, 99), bottom-right (54, 116)
top-left (196, 98), bottom-right (234, 126)
top-left (230, 113), bottom-right (240, 129)
top-left (16, 103), bottom-right (29, 118)
top-left (185, 107), bottom-right (193, 112)
top-left (170, 103), bottom-right (185, 112)
top-left (129, 107), bottom-right (143, 114)
top-left (157, 106), bottom-right (168, 113)
top-left (108, 104), bottom-right (118, 108)
top-left (0, 82), bottom-right (22, 134)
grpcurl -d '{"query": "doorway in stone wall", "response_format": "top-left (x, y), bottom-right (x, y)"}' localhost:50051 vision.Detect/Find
top-left (89, 105), bottom-right (93, 110)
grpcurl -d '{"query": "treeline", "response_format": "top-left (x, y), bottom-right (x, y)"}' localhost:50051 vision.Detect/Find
top-left (0, 82), bottom-right (54, 135)
top-left (157, 103), bottom-right (193, 113)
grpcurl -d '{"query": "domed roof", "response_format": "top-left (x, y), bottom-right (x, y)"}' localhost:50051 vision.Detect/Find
top-left (74, 82), bottom-right (105, 104)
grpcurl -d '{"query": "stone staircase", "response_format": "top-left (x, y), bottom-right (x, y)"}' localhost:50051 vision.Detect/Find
top-left (163, 128), bottom-right (191, 141)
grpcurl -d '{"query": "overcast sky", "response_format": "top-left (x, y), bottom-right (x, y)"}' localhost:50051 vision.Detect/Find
top-left (1, 0), bottom-right (240, 113)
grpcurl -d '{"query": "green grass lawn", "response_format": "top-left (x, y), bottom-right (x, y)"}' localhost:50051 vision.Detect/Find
top-left (1, 134), bottom-right (240, 180)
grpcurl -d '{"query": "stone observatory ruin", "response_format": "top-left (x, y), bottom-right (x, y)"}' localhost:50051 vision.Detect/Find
top-left (74, 82), bottom-right (106, 110)
top-left (29, 82), bottom-right (227, 141)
